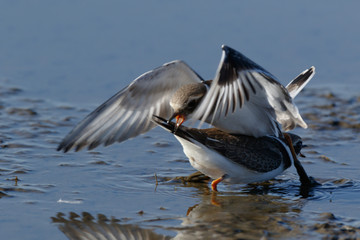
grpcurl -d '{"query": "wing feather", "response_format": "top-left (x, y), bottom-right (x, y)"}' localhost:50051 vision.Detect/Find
top-left (58, 60), bottom-right (202, 152)
top-left (193, 45), bottom-right (313, 137)
top-left (286, 66), bottom-right (315, 98)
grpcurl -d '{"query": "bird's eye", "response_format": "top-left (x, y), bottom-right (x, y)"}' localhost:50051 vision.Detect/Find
top-left (187, 99), bottom-right (198, 109)
top-left (187, 99), bottom-right (197, 108)
top-left (186, 99), bottom-right (199, 113)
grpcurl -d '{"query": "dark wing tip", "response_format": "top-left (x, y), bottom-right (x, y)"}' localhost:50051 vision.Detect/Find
top-left (56, 145), bottom-right (62, 152)
top-left (221, 44), bottom-right (230, 52)
top-left (286, 66), bottom-right (316, 97)
top-left (217, 45), bottom-right (271, 86)
top-left (217, 45), bottom-right (239, 85)
top-left (57, 137), bottom-right (79, 153)
top-left (56, 142), bottom-right (73, 153)
top-left (221, 45), bottom-right (238, 63)
top-left (222, 44), bottom-right (240, 54)
top-left (302, 66), bottom-right (315, 79)
top-left (299, 66), bottom-right (315, 80)
top-left (57, 142), bottom-right (68, 152)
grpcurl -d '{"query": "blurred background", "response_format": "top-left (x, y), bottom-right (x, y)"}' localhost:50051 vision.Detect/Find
top-left (1, 1), bottom-right (359, 107)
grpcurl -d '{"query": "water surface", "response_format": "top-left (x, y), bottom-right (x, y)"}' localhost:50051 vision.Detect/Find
top-left (1, 1), bottom-right (360, 239)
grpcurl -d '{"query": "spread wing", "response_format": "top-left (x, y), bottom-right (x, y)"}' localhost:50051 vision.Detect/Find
top-left (192, 45), bottom-right (309, 136)
top-left (57, 60), bottom-right (203, 152)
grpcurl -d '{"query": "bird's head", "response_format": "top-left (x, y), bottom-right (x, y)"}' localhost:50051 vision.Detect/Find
top-left (168, 83), bottom-right (207, 131)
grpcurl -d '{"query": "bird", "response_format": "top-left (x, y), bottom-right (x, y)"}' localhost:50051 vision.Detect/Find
top-left (152, 115), bottom-right (306, 191)
top-left (191, 45), bottom-right (315, 137)
top-left (57, 45), bottom-right (315, 152)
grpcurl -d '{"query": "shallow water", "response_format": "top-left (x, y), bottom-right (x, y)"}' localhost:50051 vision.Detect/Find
top-left (1, 1), bottom-right (360, 240)
top-left (1, 64), bottom-right (360, 240)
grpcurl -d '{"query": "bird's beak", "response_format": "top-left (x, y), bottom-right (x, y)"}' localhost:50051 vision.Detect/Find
top-left (167, 113), bottom-right (185, 133)
top-left (175, 115), bottom-right (185, 130)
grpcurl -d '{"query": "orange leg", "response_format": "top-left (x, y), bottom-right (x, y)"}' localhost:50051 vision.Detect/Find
top-left (211, 175), bottom-right (226, 192)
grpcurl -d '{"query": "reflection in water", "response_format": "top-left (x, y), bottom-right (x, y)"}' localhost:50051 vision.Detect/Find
top-left (52, 212), bottom-right (171, 240)
top-left (53, 182), bottom-right (360, 240)
top-left (176, 193), bottom-right (306, 239)
top-left (177, 192), bottom-right (360, 239)
top-left (53, 194), bottom-right (302, 240)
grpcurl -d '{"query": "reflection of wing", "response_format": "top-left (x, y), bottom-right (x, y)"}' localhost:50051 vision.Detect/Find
top-left (57, 60), bottom-right (203, 152)
top-left (193, 45), bottom-right (310, 137)
top-left (53, 212), bottom-right (171, 240)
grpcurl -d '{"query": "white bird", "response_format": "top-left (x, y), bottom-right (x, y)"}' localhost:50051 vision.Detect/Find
top-left (57, 45), bottom-right (315, 152)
